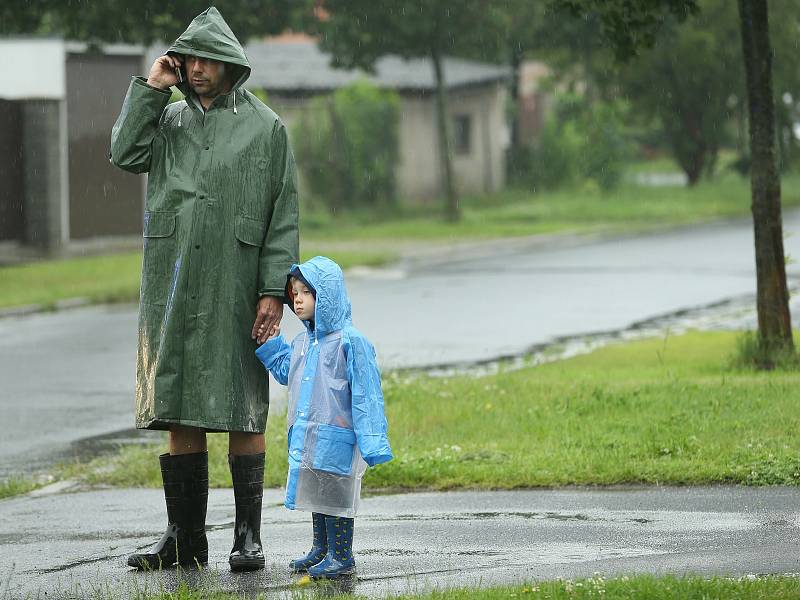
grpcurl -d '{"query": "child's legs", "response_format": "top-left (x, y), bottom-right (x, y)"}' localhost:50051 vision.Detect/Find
top-left (229, 431), bottom-right (265, 455)
top-left (168, 425), bottom-right (207, 455)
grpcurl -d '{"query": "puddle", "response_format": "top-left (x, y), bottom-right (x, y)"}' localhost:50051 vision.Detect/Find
top-left (359, 548), bottom-right (420, 556)
top-left (370, 511), bottom-right (655, 525)
top-left (456, 550), bottom-right (507, 557)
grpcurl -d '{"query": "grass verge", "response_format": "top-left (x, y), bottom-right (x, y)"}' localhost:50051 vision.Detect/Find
top-left (54, 330), bottom-right (800, 492)
top-left (144, 575), bottom-right (800, 599)
top-left (301, 172), bottom-right (800, 241)
top-left (0, 246), bottom-right (395, 311)
top-left (0, 476), bottom-right (43, 500)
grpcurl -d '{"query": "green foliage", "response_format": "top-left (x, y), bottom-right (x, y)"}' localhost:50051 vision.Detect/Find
top-left (617, 0), bottom-right (742, 185)
top-left (514, 94), bottom-right (629, 191)
top-left (731, 330), bottom-right (800, 371)
top-left (315, 1), bottom-right (505, 72)
top-left (249, 88), bottom-right (268, 105)
top-left (558, 0), bottom-right (700, 60)
top-left (293, 80), bottom-right (400, 212)
top-left (168, 88), bottom-right (184, 104)
top-left (0, 476), bottom-right (42, 499)
top-left (1, 1), bottom-right (299, 45)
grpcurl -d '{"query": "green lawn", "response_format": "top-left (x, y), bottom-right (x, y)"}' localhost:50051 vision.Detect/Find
top-left (145, 575), bottom-right (800, 600)
top-left (404, 576), bottom-right (800, 600)
top-left (55, 331), bottom-right (800, 492)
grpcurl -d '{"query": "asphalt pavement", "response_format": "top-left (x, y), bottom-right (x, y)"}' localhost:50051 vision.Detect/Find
top-left (2, 485), bottom-right (799, 598)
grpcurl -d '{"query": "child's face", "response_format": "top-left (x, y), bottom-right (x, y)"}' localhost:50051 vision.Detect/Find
top-left (292, 279), bottom-right (315, 321)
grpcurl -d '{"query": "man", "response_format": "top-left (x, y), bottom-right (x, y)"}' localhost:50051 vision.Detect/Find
top-left (110, 7), bottom-right (298, 571)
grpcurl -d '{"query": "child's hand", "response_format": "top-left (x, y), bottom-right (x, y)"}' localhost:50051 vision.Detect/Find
top-left (257, 323), bottom-right (280, 340)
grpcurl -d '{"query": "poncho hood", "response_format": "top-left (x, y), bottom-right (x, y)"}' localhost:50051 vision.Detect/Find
top-left (166, 6), bottom-right (251, 96)
top-left (289, 256), bottom-right (352, 335)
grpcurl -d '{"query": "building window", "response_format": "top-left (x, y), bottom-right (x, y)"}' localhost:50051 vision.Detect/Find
top-left (453, 114), bottom-right (472, 156)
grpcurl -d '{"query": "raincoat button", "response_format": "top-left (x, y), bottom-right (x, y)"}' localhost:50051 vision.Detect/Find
top-left (204, 146), bottom-right (210, 150)
top-left (195, 244), bottom-right (200, 249)
top-left (199, 194), bottom-right (206, 199)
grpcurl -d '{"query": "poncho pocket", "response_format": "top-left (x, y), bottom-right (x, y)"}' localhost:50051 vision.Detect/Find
top-left (313, 424), bottom-right (356, 476)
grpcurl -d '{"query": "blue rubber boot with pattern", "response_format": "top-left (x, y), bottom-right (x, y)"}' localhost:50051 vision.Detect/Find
top-left (308, 516), bottom-right (355, 579)
top-left (289, 512), bottom-right (327, 572)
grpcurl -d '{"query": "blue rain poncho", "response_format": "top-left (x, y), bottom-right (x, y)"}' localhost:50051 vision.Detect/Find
top-left (256, 256), bottom-right (393, 517)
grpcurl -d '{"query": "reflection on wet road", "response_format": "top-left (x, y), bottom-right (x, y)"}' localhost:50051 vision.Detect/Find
top-left (1, 486), bottom-right (798, 598)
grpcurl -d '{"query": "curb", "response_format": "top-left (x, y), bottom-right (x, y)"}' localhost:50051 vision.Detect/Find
top-left (0, 297), bottom-right (93, 320)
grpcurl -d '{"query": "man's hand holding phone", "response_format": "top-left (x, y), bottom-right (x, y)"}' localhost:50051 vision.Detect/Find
top-left (146, 55), bottom-right (183, 91)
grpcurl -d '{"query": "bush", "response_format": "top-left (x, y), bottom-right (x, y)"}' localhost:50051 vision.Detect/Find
top-left (293, 80), bottom-right (400, 213)
top-left (513, 94), bottom-right (629, 192)
top-left (730, 330), bottom-right (800, 371)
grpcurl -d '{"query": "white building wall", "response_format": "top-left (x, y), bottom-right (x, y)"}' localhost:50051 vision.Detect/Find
top-left (269, 83), bottom-right (507, 203)
top-left (396, 94), bottom-right (440, 201)
top-left (0, 39), bottom-right (65, 100)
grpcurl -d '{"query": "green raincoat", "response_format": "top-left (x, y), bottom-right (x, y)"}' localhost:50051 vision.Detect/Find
top-left (110, 7), bottom-right (299, 433)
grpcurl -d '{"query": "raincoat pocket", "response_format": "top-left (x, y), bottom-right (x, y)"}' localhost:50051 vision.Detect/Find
top-left (141, 211), bottom-right (178, 306)
top-left (313, 424), bottom-right (356, 476)
top-left (143, 211), bottom-right (176, 238)
top-left (234, 215), bottom-right (265, 247)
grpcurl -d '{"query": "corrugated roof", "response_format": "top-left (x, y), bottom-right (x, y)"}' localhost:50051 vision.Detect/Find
top-left (149, 39), bottom-right (509, 93)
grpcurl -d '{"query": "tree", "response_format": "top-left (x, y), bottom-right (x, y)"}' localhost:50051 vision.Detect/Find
top-left (738, 0), bottom-right (794, 361)
top-left (559, 0), bottom-right (700, 60)
top-left (1, 1), bottom-right (295, 45)
top-left (565, 0), bottom-right (794, 364)
top-left (315, 1), bottom-right (504, 222)
top-left (617, 0), bottom-right (742, 185)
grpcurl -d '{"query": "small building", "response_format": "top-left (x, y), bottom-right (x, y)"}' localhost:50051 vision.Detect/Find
top-left (1, 37), bottom-right (509, 257)
top-left (241, 37), bottom-right (509, 200)
top-left (0, 38), bottom-right (146, 257)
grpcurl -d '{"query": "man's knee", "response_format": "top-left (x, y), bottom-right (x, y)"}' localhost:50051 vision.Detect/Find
top-left (229, 431), bottom-right (265, 455)
top-left (169, 425), bottom-right (207, 454)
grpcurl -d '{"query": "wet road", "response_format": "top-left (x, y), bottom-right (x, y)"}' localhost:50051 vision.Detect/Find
top-left (2, 212), bottom-right (800, 476)
top-left (1, 486), bottom-right (799, 598)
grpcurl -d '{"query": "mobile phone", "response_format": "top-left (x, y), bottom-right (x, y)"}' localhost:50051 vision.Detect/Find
top-left (175, 67), bottom-right (183, 83)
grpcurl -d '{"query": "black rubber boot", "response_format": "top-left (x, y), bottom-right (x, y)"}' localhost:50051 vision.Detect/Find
top-left (127, 452), bottom-right (209, 570)
top-left (289, 512), bottom-right (327, 573)
top-left (228, 452), bottom-right (266, 572)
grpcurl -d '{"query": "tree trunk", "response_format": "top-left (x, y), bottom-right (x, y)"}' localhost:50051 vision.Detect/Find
top-left (738, 0), bottom-right (794, 359)
top-left (508, 45), bottom-right (522, 151)
top-left (431, 44), bottom-right (460, 222)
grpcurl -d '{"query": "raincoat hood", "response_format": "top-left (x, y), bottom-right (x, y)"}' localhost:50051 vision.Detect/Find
top-left (166, 6), bottom-right (251, 96)
top-left (289, 256), bottom-right (352, 335)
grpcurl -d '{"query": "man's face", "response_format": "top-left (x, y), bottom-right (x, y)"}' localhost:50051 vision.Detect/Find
top-left (184, 55), bottom-right (229, 99)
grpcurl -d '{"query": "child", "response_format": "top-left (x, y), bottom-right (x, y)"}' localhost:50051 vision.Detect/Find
top-left (255, 256), bottom-right (393, 579)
